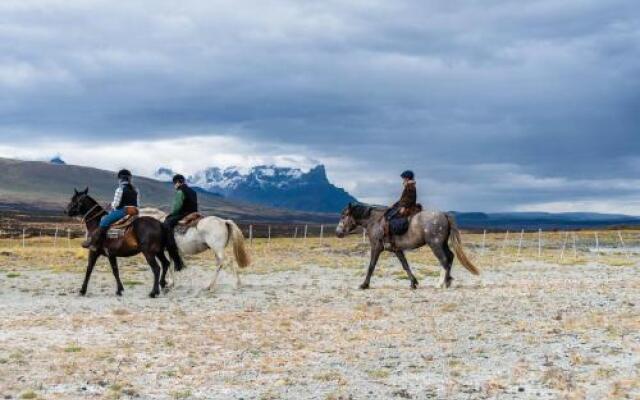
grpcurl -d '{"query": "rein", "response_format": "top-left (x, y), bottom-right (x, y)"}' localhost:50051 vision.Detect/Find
top-left (81, 203), bottom-right (105, 224)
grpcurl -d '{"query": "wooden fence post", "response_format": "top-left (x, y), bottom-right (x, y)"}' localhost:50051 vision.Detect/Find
top-left (594, 232), bottom-right (600, 259)
top-left (481, 230), bottom-right (487, 255)
top-left (500, 230), bottom-right (510, 258)
top-left (67, 228), bottom-right (71, 248)
top-left (249, 225), bottom-right (253, 246)
top-left (517, 229), bottom-right (524, 258)
top-left (320, 224), bottom-right (324, 243)
top-left (559, 232), bottom-right (569, 261)
top-left (294, 226), bottom-right (298, 239)
top-left (617, 231), bottom-right (629, 258)
top-left (304, 224), bottom-right (308, 241)
top-left (538, 229), bottom-right (542, 258)
top-left (22, 228), bottom-right (26, 248)
top-left (560, 232), bottom-right (569, 261)
top-left (268, 225), bottom-right (271, 245)
top-left (54, 226), bottom-right (59, 247)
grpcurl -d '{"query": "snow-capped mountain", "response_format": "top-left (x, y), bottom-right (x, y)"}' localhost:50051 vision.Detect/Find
top-left (154, 165), bottom-right (357, 213)
top-left (49, 156), bottom-right (66, 165)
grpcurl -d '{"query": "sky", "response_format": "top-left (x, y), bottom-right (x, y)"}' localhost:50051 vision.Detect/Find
top-left (1, 0), bottom-right (639, 213)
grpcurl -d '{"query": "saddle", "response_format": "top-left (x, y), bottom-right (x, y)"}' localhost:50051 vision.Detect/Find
top-left (107, 215), bottom-right (138, 238)
top-left (386, 204), bottom-right (423, 237)
top-left (175, 212), bottom-right (205, 234)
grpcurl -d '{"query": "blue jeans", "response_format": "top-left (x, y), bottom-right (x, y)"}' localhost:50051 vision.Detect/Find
top-left (99, 209), bottom-right (126, 229)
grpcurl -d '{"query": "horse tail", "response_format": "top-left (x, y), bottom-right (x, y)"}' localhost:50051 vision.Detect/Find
top-left (225, 220), bottom-right (250, 268)
top-left (446, 214), bottom-right (480, 275)
top-left (162, 223), bottom-right (185, 272)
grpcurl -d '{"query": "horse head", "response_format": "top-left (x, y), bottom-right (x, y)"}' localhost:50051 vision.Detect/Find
top-left (336, 202), bottom-right (361, 238)
top-left (64, 187), bottom-right (91, 217)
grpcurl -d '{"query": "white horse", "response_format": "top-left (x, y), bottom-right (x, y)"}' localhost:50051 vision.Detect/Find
top-left (139, 208), bottom-right (250, 291)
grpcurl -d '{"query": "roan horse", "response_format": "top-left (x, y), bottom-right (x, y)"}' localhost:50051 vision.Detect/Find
top-left (65, 188), bottom-right (183, 297)
top-left (139, 208), bottom-right (250, 291)
top-left (336, 203), bottom-right (479, 289)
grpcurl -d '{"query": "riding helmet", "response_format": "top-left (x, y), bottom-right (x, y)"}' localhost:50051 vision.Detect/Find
top-left (117, 169), bottom-right (132, 180)
top-left (172, 174), bottom-right (186, 184)
top-left (400, 170), bottom-right (414, 180)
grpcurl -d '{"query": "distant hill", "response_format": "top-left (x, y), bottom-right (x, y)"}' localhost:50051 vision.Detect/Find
top-left (452, 211), bottom-right (640, 230)
top-left (0, 158), bottom-right (335, 223)
top-left (155, 164), bottom-right (357, 213)
top-left (2, 157), bottom-right (639, 229)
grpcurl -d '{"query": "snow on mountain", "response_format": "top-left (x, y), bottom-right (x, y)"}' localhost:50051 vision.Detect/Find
top-left (49, 156), bottom-right (66, 165)
top-left (154, 164), bottom-right (356, 213)
top-left (155, 167), bottom-right (175, 181)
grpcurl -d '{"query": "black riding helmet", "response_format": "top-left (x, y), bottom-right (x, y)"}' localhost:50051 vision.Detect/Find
top-left (172, 174), bottom-right (186, 184)
top-left (400, 170), bottom-right (414, 180)
top-left (117, 169), bottom-right (132, 180)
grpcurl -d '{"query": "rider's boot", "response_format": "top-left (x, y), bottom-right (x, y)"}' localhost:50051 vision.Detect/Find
top-left (167, 226), bottom-right (186, 271)
top-left (82, 226), bottom-right (108, 251)
top-left (383, 222), bottom-right (397, 251)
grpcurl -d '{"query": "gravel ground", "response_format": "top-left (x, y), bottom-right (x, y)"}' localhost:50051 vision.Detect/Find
top-left (0, 258), bottom-right (639, 399)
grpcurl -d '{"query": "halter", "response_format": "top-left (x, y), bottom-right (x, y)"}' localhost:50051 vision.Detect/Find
top-left (81, 203), bottom-right (104, 224)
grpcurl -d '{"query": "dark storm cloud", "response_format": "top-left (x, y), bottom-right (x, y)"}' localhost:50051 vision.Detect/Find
top-left (1, 0), bottom-right (639, 212)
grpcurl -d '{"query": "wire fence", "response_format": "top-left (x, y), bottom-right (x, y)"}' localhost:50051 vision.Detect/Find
top-left (1, 223), bottom-right (639, 265)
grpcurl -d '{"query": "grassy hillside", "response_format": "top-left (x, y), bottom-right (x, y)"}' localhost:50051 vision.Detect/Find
top-left (0, 158), bottom-right (336, 223)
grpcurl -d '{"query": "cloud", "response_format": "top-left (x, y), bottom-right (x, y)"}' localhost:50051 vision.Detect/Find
top-left (0, 0), bottom-right (639, 213)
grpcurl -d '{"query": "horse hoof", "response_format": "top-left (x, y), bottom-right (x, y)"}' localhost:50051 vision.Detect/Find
top-left (116, 290), bottom-right (123, 296)
top-left (79, 289), bottom-right (87, 296)
top-left (149, 292), bottom-right (158, 298)
top-left (410, 281), bottom-right (419, 290)
top-left (359, 283), bottom-right (370, 290)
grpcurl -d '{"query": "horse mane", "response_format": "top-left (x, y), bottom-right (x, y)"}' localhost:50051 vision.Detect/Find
top-left (80, 193), bottom-right (101, 209)
top-left (349, 203), bottom-right (386, 220)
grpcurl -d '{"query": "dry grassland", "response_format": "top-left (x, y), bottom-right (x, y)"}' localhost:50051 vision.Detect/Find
top-left (0, 231), bottom-right (638, 399)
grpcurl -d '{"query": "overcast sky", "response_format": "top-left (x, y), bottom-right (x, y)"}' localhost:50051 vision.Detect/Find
top-left (1, 0), bottom-right (639, 213)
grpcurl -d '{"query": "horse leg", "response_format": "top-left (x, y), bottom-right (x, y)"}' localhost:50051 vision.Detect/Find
top-left (207, 252), bottom-right (224, 292)
top-left (143, 252), bottom-right (162, 298)
top-left (157, 251), bottom-right (171, 289)
top-left (360, 244), bottom-right (383, 290)
top-left (228, 253), bottom-right (242, 289)
top-left (80, 250), bottom-right (100, 296)
top-left (443, 241), bottom-right (455, 288)
top-left (394, 250), bottom-right (419, 289)
top-left (107, 255), bottom-right (124, 296)
top-left (430, 243), bottom-right (453, 289)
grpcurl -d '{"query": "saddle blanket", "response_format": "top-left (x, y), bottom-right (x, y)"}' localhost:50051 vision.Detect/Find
top-left (175, 212), bottom-right (205, 234)
top-left (389, 217), bottom-right (410, 236)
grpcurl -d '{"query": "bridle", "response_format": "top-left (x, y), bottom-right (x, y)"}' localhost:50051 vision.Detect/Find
top-left (340, 212), bottom-right (357, 233)
top-left (80, 202), bottom-right (103, 224)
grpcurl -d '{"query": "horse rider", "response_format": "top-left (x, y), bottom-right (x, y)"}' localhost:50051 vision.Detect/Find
top-left (164, 174), bottom-right (198, 268)
top-left (384, 170), bottom-right (419, 245)
top-left (82, 169), bottom-right (139, 251)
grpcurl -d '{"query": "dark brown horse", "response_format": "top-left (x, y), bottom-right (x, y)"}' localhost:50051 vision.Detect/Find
top-left (336, 203), bottom-right (479, 290)
top-left (65, 188), bottom-right (182, 297)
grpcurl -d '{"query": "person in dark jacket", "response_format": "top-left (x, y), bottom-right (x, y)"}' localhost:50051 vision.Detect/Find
top-left (163, 174), bottom-right (198, 269)
top-left (384, 170), bottom-right (419, 246)
top-left (82, 169), bottom-right (139, 251)
top-left (386, 170), bottom-right (418, 220)
top-left (165, 174), bottom-right (198, 227)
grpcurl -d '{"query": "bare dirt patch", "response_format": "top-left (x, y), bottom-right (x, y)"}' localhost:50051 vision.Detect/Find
top-left (0, 237), bottom-right (639, 399)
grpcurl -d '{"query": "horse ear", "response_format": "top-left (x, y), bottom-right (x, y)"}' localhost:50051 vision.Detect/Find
top-left (74, 188), bottom-right (79, 195)
top-left (82, 187), bottom-right (89, 194)
top-left (348, 202), bottom-right (353, 209)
